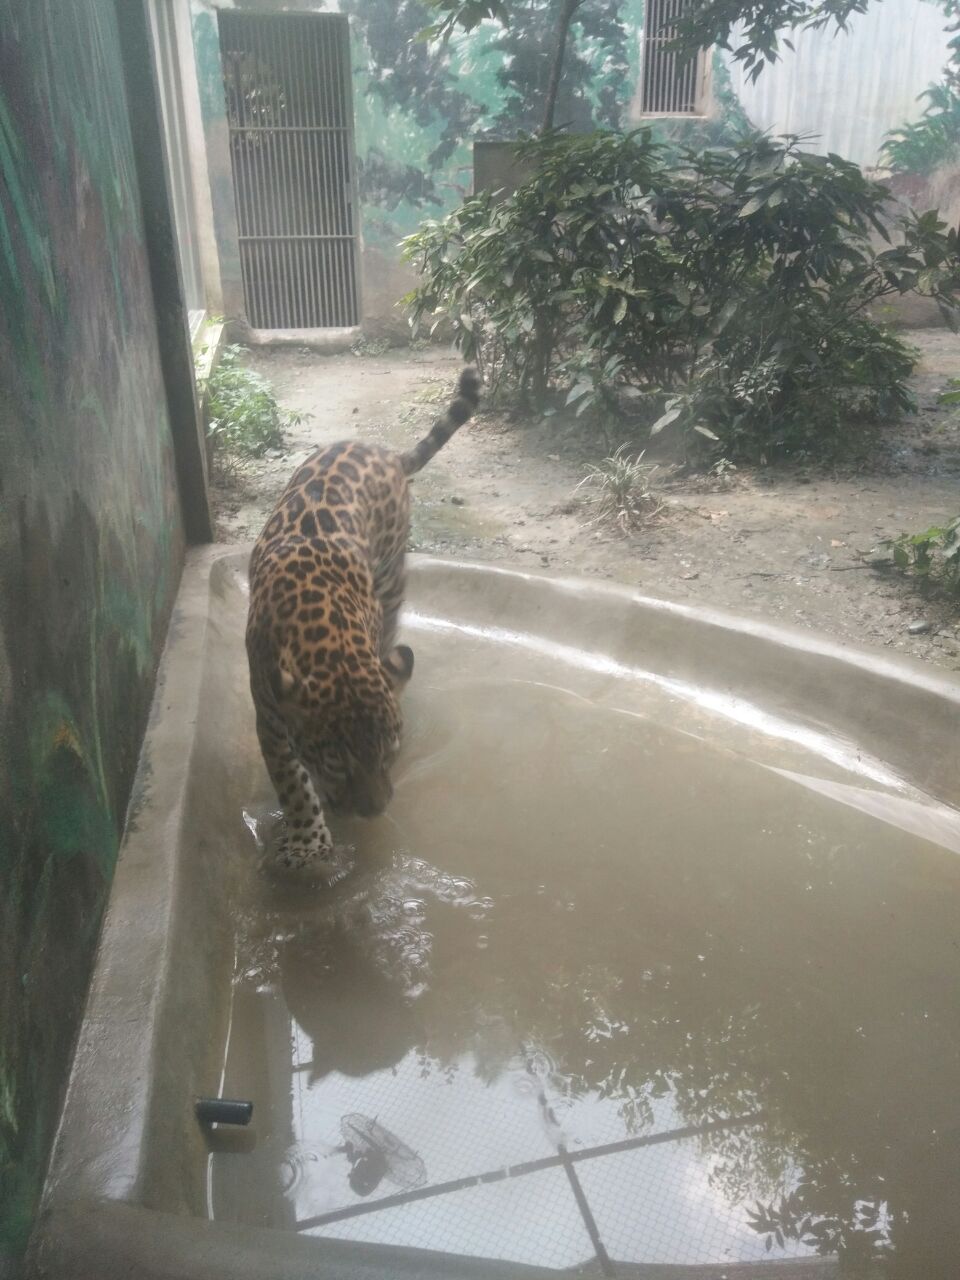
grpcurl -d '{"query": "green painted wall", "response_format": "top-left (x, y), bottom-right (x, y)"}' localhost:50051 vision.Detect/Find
top-left (0, 0), bottom-right (185, 1263)
top-left (340, 0), bottom-right (647, 247)
top-left (190, 0), bottom-right (651, 328)
top-left (190, 0), bottom-right (955, 334)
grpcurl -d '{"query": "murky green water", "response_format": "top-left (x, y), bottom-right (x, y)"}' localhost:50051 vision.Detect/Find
top-left (210, 652), bottom-right (960, 1277)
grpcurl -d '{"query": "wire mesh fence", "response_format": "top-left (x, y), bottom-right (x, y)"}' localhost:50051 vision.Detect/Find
top-left (280, 1047), bottom-right (821, 1275)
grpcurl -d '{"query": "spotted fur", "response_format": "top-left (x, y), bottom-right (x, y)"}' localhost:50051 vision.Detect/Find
top-left (246, 366), bottom-right (481, 868)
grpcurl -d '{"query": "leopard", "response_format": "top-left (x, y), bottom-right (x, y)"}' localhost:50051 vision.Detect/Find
top-left (246, 365), bottom-right (481, 870)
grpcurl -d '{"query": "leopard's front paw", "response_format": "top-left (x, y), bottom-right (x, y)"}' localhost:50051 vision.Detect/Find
top-left (262, 822), bottom-right (346, 883)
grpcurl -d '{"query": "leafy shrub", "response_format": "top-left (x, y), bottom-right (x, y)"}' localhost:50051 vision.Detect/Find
top-left (880, 515), bottom-right (960, 599)
top-left (402, 130), bottom-right (960, 461)
top-left (204, 345), bottom-right (307, 459)
top-left (883, 84), bottom-right (960, 176)
top-left (883, 1), bottom-right (960, 176)
top-left (658, 307), bottom-right (918, 460)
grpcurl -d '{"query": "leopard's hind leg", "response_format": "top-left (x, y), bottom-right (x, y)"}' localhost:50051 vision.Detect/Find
top-left (375, 549), bottom-right (407, 659)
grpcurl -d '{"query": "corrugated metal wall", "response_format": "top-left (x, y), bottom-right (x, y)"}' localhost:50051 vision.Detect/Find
top-left (727, 0), bottom-right (950, 168)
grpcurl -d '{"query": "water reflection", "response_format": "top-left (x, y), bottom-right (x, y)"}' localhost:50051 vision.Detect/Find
top-left (214, 679), bottom-right (960, 1277)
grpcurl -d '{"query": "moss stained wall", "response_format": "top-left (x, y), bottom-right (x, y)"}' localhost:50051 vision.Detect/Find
top-left (0, 0), bottom-right (186, 1262)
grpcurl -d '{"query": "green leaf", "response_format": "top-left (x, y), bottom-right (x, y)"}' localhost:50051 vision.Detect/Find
top-left (651, 407), bottom-right (682, 435)
top-left (738, 196), bottom-right (765, 217)
top-left (693, 424), bottom-right (720, 440)
top-left (566, 382), bottom-right (593, 405)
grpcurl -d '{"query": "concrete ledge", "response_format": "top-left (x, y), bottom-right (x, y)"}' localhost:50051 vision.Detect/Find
top-left (243, 326), bottom-right (360, 352)
top-left (29, 1199), bottom-right (569, 1280)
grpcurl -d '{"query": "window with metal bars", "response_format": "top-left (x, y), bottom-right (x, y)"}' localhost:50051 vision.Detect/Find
top-left (638, 0), bottom-right (709, 116)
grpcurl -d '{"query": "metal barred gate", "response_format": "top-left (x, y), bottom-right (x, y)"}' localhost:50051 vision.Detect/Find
top-left (218, 11), bottom-right (360, 329)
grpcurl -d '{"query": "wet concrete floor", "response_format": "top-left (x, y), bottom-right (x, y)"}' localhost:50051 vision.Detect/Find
top-left (209, 604), bottom-right (960, 1276)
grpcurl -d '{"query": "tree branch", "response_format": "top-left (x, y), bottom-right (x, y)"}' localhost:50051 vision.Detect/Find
top-left (541, 0), bottom-right (584, 132)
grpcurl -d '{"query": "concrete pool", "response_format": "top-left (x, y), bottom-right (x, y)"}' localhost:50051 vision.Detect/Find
top-left (28, 548), bottom-right (960, 1279)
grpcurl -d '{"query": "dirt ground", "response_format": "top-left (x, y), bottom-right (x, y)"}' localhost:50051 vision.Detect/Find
top-left (212, 330), bottom-right (960, 672)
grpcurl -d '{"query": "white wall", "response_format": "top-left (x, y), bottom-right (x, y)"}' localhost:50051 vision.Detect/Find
top-left (174, 0), bottom-right (223, 313)
top-left (727, 0), bottom-right (951, 168)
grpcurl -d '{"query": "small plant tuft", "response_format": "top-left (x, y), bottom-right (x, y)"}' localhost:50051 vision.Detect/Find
top-left (575, 445), bottom-right (663, 533)
top-left (710, 457), bottom-right (739, 486)
top-left (204, 345), bottom-right (309, 462)
top-left (351, 334), bottom-right (393, 358)
top-left (876, 377), bottom-right (960, 603)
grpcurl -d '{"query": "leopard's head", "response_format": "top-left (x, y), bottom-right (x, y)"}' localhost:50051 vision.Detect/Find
top-left (274, 645), bottom-right (414, 818)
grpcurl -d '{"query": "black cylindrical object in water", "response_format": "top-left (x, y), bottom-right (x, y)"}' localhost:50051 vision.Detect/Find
top-left (195, 1097), bottom-right (254, 1126)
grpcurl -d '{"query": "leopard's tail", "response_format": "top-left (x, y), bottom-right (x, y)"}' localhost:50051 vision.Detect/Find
top-left (400, 367), bottom-right (481, 476)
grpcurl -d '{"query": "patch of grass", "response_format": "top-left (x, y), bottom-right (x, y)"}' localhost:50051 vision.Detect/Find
top-left (415, 380), bottom-right (454, 405)
top-left (575, 445), bottom-right (663, 534)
